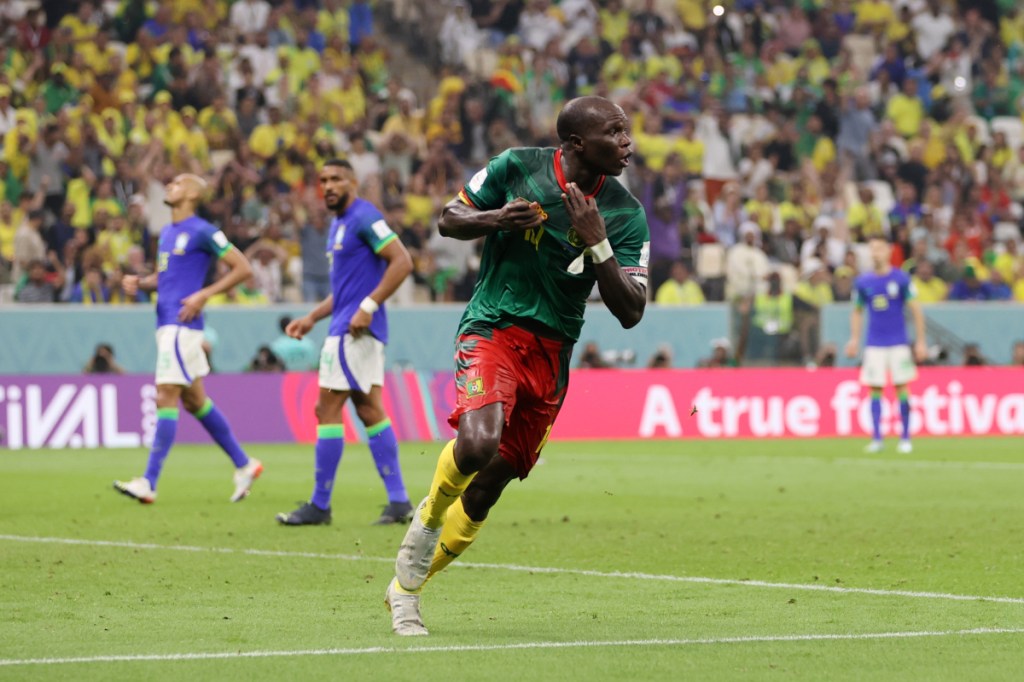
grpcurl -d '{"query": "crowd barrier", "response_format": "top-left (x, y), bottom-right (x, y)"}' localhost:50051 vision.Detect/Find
top-left (2, 367), bottom-right (1022, 449)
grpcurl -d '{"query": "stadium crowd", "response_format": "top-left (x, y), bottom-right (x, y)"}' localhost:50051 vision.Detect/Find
top-left (1, 0), bottom-right (1023, 326)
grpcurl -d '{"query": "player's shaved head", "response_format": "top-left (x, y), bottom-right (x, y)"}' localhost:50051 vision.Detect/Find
top-left (556, 96), bottom-right (623, 142)
top-left (164, 173), bottom-right (209, 210)
top-left (177, 173), bottom-right (208, 201)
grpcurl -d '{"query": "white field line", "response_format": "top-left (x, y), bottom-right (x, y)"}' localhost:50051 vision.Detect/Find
top-left (833, 458), bottom-right (1024, 471)
top-left (2, 534), bottom-right (1024, 605)
top-left (1, 627), bottom-right (1023, 667)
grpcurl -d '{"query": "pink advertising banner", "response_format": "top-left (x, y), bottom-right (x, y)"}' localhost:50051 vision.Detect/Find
top-left (1, 368), bottom-right (1022, 449)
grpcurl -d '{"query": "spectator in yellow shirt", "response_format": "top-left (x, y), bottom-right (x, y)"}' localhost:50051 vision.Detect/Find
top-left (655, 261), bottom-right (706, 305)
top-left (911, 259), bottom-right (948, 303)
top-left (886, 78), bottom-right (925, 138)
top-left (248, 104), bottom-right (298, 160)
top-left (633, 114), bottom-right (672, 172)
top-left (744, 183), bottom-right (777, 233)
top-left (992, 238), bottom-right (1021, 284)
top-left (0, 200), bottom-right (16, 264)
top-left (674, 118), bottom-right (705, 176)
top-left (855, 0), bottom-right (894, 34)
top-left (318, 0), bottom-right (350, 38)
top-left (166, 107), bottom-right (210, 169)
top-left (198, 94), bottom-right (240, 151)
top-left (59, 1), bottom-right (99, 43)
top-left (847, 185), bottom-right (888, 240)
top-left (778, 184), bottom-right (816, 234)
top-left (599, 0), bottom-right (630, 47)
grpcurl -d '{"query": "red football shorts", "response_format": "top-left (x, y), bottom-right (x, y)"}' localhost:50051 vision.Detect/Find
top-left (449, 325), bottom-right (570, 479)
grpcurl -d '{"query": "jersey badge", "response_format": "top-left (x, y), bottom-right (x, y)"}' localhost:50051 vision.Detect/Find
top-left (172, 233), bottom-right (189, 255)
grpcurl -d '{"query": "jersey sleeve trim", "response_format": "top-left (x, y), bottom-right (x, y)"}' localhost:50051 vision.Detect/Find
top-left (372, 232), bottom-right (398, 254)
top-left (457, 189), bottom-right (477, 207)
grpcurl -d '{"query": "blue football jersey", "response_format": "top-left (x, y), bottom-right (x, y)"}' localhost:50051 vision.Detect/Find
top-left (156, 216), bottom-right (231, 330)
top-left (854, 268), bottom-right (916, 347)
top-left (325, 198), bottom-right (398, 343)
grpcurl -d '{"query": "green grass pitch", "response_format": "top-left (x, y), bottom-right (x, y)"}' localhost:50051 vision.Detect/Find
top-left (1, 438), bottom-right (1022, 681)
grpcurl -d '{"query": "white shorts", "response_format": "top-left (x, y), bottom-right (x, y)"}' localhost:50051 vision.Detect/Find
top-left (319, 334), bottom-right (385, 393)
top-left (860, 345), bottom-right (917, 387)
top-left (155, 325), bottom-right (210, 386)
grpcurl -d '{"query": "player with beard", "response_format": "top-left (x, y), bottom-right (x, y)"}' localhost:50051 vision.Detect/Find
top-left (114, 174), bottom-right (263, 504)
top-left (276, 159), bottom-right (416, 527)
top-left (385, 96), bottom-right (650, 635)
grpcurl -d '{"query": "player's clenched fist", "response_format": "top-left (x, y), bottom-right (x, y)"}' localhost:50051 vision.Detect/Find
top-left (561, 182), bottom-right (606, 246)
top-left (122, 274), bottom-right (140, 297)
top-left (498, 198), bottom-right (545, 231)
top-left (286, 315), bottom-right (315, 340)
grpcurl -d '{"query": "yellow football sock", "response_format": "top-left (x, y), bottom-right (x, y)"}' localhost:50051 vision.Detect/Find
top-left (420, 439), bottom-right (475, 529)
top-left (427, 497), bottom-right (485, 580)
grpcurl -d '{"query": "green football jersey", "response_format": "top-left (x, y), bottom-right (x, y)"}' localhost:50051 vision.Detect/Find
top-left (456, 147), bottom-right (650, 342)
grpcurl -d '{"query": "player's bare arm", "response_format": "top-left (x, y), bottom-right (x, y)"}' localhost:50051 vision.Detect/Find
top-left (908, 299), bottom-right (927, 362)
top-left (122, 272), bottom-right (159, 295)
top-left (845, 305), bottom-right (863, 358)
top-left (179, 246), bottom-right (252, 322)
top-left (287, 295), bottom-right (334, 340)
top-left (562, 182), bottom-right (645, 329)
top-left (349, 238), bottom-right (413, 337)
top-left (438, 197), bottom-right (543, 240)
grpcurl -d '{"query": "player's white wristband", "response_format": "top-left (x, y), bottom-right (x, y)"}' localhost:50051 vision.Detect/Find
top-left (359, 297), bottom-right (379, 315)
top-left (589, 238), bottom-right (614, 264)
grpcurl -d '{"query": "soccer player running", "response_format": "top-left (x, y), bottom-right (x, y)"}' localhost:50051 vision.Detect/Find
top-left (275, 159), bottom-right (416, 527)
top-left (386, 96), bottom-right (649, 635)
top-left (114, 174), bottom-right (263, 503)
top-left (845, 235), bottom-right (928, 453)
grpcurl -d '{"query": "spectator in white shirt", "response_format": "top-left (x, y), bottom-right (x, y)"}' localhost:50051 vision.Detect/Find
top-left (230, 0), bottom-right (271, 37)
top-left (518, 0), bottom-right (565, 52)
top-left (726, 221), bottom-right (771, 300)
top-left (911, 0), bottom-right (956, 61)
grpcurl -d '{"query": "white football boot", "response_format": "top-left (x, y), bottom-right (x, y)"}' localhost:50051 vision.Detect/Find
top-left (231, 459), bottom-right (264, 502)
top-left (113, 477), bottom-right (156, 504)
top-left (395, 498), bottom-right (442, 591)
top-left (385, 578), bottom-right (428, 636)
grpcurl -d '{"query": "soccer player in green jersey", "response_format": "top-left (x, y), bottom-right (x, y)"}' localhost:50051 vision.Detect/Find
top-left (386, 96), bottom-right (650, 635)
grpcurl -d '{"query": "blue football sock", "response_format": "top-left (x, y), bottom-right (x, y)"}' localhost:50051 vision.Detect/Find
top-left (194, 399), bottom-right (249, 468)
top-left (898, 389), bottom-right (911, 440)
top-left (870, 390), bottom-right (883, 441)
top-left (311, 424), bottom-right (344, 510)
top-left (367, 419), bottom-right (409, 503)
top-left (144, 408), bottom-right (179, 489)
